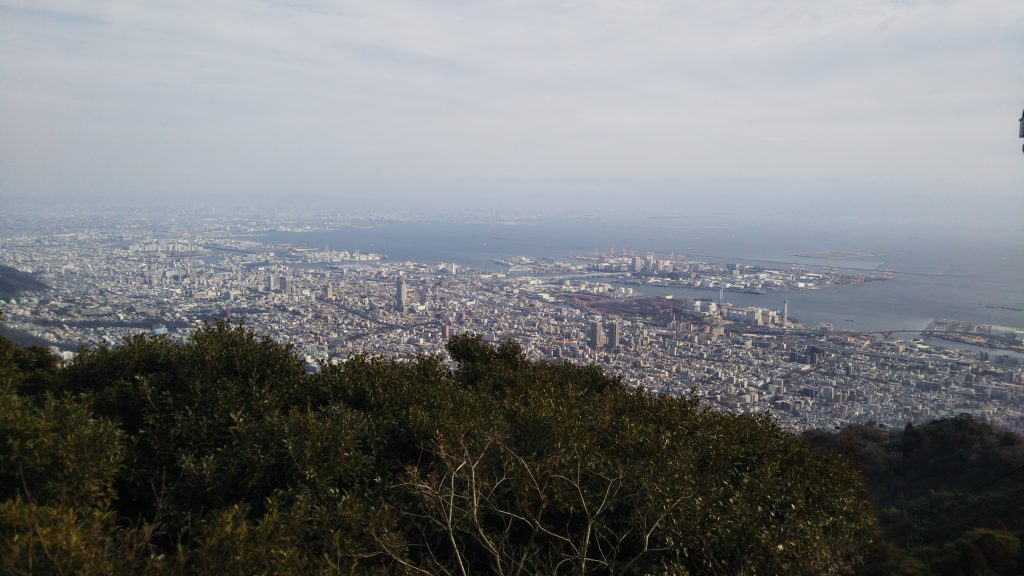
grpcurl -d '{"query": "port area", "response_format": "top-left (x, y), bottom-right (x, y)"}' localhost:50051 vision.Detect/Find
top-left (564, 251), bottom-right (892, 293)
top-left (791, 250), bottom-right (889, 260)
top-left (923, 319), bottom-right (1024, 353)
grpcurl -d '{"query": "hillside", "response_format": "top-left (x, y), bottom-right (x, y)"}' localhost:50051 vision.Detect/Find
top-left (0, 325), bottom-right (52, 347)
top-left (0, 322), bottom-right (879, 575)
top-left (0, 264), bottom-right (48, 299)
top-left (806, 418), bottom-right (1024, 575)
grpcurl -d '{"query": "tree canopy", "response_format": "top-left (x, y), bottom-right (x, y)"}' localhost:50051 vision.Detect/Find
top-left (806, 417), bottom-right (1024, 575)
top-left (1, 322), bottom-right (880, 575)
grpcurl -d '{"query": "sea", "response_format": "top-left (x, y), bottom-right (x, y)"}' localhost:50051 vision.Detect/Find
top-left (259, 215), bottom-right (1024, 336)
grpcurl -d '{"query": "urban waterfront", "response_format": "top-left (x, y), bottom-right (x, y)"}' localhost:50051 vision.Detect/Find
top-left (262, 216), bottom-right (1024, 332)
top-left (2, 210), bottom-right (1022, 434)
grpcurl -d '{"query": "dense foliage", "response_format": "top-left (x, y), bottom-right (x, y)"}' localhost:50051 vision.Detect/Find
top-left (0, 321), bottom-right (879, 574)
top-left (807, 417), bottom-right (1024, 575)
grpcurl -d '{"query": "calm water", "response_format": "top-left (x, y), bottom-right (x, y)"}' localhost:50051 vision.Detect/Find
top-left (261, 217), bottom-right (1024, 332)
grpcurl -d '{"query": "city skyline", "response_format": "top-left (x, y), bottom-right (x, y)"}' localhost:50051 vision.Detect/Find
top-left (2, 211), bottom-right (1020, 433)
top-left (2, 3), bottom-right (1022, 571)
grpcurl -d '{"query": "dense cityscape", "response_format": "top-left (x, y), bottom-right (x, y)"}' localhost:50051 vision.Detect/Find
top-left (4, 1), bottom-right (1024, 572)
top-left (2, 211), bottom-right (1022, 433)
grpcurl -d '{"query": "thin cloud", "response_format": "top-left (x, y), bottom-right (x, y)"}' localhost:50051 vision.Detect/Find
top-left (0, 0), bottom-right (1021, 203)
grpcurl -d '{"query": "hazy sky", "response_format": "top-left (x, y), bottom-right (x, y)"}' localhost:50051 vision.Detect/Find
top-left (1, 0), bottom-right (1022, 213)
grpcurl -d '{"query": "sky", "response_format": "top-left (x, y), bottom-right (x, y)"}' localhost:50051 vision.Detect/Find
top-left (1, 0), bottom-right (1022, 216)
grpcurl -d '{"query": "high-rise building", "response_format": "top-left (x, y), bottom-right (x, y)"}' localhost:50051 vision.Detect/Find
top-left (279, 275), bottom-right (290, 294)
top-left (608, 320), bottom-right (621, 349)
top-left (323, 283), bottom-right (333, 301)
top-left (396, 277), bottom-right (408, 312)
top-left (589, 320), bottom-right (605, 350)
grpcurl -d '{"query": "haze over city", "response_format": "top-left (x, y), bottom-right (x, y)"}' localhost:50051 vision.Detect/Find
top-left (1, 0), bottom-right (1022, 218)
top-left (3, 4), bottom-right (1024, 572)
